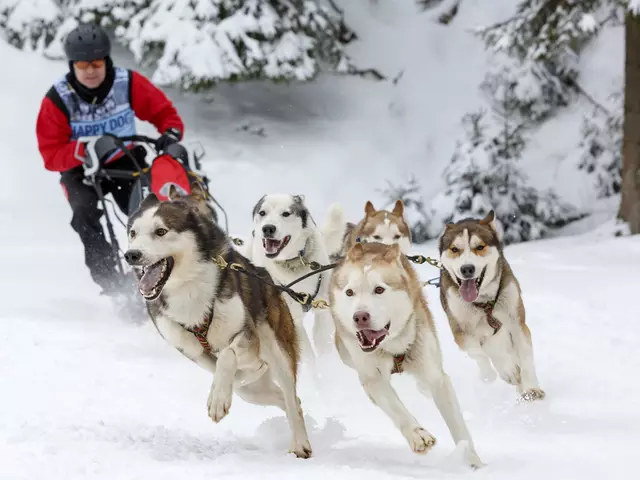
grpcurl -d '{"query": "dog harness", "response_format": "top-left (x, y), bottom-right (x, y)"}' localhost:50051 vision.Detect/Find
top-left (186, 306), bottom-right (214, 353)
top-left (473, 300), bottom-right (502, 335)
top-left (279, 245), bottom-right (325, 312)
top-left (391, 353), bottom-right (405, 374)
top-left (301, 274), bottom-right (323, 312)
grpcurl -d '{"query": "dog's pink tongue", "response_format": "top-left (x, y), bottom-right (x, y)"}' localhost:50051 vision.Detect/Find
top-left (362, 328), bottom-right (387, 344)
top-left (460, 279), bottom-right (479, 302)
top-left (139, 263), bottom-right (163, 295)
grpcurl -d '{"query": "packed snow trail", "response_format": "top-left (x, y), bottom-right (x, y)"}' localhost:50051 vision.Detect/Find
top-left (1, 39), bottom-right (639, 480)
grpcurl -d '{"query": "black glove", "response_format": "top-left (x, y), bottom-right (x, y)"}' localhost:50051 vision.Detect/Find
top-left (156, 128), bottom-right (181, 152)
top-left (94, 134), bottom-right (119, 167)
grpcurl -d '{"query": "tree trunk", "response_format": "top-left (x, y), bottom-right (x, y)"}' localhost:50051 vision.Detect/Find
top-left (619, 10), bottom-right (640, 234)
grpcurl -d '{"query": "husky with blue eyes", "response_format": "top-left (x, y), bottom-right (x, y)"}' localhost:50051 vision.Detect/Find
top-left (328, 241), bottom-right (483, 469)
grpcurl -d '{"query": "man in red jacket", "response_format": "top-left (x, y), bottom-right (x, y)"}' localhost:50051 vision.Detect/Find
top-left (36, 23), bottom-right (185, 296)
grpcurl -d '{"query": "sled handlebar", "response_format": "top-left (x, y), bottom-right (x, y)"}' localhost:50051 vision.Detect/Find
top-left (75, 133), bottom-right (206, 179)
top-left (74, 134), bottom-right (160, 177)
top-left (117, 134), bottom-right (159, 145)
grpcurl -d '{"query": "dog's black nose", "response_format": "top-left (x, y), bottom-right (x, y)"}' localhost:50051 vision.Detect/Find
top-left (262, 224), bottom-right (276, 237)
top-left (124, 249), bottom-right (142, 265)
top-left (460, 264), bottom-right (475, 278)
top-left (353, 311), bottom-right (371, 327)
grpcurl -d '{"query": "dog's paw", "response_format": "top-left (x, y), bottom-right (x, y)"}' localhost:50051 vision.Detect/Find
top-left (207, 386), bottom-right (232, 423)
top-left (403, 426), bottom-right (436, 454)
top-left (289, 440), bottom-right (312, 459)
top-left (499, 365), bottom-right (521, 386)
top-left (464, 445), bottom-right (486, 470)
top-left (520, 387), bottom-right (546, 402)
top-left (477, 363), bottom-right (497, 383)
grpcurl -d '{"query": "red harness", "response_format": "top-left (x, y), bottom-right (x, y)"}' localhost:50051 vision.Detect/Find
top-left (186, 307), bottom-right (214, 353)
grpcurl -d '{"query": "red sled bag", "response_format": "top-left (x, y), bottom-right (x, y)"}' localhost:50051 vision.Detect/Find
top-left (149, 154), bottom-right (193, 200)
top-left (126, 153), bottom-right (205, 214)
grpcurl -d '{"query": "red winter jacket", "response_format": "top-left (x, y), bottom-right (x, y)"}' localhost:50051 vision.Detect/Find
top-left (36, 70), bottom-right (184, 172)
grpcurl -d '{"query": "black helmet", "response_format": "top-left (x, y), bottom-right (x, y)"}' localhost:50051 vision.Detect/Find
top-left (64, 23), bottom-right (111, 62)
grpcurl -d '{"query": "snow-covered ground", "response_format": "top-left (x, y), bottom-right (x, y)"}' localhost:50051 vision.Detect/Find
top-left (1, 1), bottom-right (639, 478)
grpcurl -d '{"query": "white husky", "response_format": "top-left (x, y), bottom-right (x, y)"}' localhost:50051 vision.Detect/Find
top-left (244, 194), bottom-right (335, 361)
top-left (328, 241), bottom-right (483, 468)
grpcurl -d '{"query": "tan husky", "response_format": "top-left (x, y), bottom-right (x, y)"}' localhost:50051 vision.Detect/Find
top-left (322, 200), bottom-right (412, 261)
top-left (328, 241), bottom-right (483, 468)
top-left (438, 210), bottom-right (545, 402)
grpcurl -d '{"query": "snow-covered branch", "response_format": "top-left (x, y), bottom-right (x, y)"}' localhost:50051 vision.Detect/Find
top-left (0, 0), bottom-right (62, 51)
top-left (2, 0), bottom-right (378, 90)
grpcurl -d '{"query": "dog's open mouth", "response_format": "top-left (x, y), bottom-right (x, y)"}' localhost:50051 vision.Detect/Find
top-left (262, 235), bottom-right (291, 258)
top-left (456, 267), bottom-right (487, 303)
top-left (138, 257), bottom-right (174, 300)
top-left (355, 322), bottom-right (390, 352)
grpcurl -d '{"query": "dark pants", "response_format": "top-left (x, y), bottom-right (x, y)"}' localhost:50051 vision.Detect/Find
top-left (60, 147), bottom-right (148, 291)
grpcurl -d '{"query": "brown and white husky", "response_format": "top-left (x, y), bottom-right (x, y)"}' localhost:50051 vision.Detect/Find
top-left (438, 210), bottom-right (545, 402)
top-left (322, 200), bottom-right (412, 261)
top-left (124, 184), bottom-right (313, 458)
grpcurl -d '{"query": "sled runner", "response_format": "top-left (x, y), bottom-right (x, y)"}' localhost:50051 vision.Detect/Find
top-left (72, 133), bottom-right (229, 321)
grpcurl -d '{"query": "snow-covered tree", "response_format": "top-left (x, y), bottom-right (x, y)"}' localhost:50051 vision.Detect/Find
top-left (432, 85), bottom-right (582, 244)
top-left (431, 111), bottom-right (495, 224)
top-left (416, 0), bottom-right (463, 25)
top-left (1, 0), bottom-right (374, 91)
top-left (380, 101), bottom-right (581, 245)
top-left (576, 88), bottom-right (623, 198)
top-left (477, 0), bottom-right (605, 77)
top-left (0, 0), bottom-right (62, 51)
top-left (480, 54), bottom-right (574, 126)
top-left (475, 0), bottom-right (615, 129)
top-left (378, 175), bottom-right (436, 243)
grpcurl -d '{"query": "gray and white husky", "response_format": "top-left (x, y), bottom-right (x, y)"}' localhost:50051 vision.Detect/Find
top-left (124, 184), bottom-right (313, 458)
top-left (244, 194), bottom-right (335, 358)
top-left (438, 210), bottom-right (545, 402)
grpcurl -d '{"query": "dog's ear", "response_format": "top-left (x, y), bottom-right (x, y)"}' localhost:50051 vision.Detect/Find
top-left (292, 198), bottom-right (309, 228)
top-left (252, 195), bottom-right (266, 218)
top-left (364, 200), bottom-right (376, 216)
top-left (140, 192), bottom-right (160, 210)
top-left (190, 182), bottom-right (208, 201)
top-left (479, 209), bottom-right (497, 231)
top-left (383, 243), bottom-right (401, 263)
top-left (348, 242), bottom-right (365, 261)
top-left (391, 199), bottom-right (404, 217)
top-left (168, 184), bottom-right (182, 201)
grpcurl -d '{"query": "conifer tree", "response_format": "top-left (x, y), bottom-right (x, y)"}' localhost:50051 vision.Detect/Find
top-left (433, 77), bottom-right (582, 244)
top-left (1, 0), bottom-right (377, 90)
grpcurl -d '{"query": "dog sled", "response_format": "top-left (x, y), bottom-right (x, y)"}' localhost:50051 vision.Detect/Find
top-left (73, 132), bottom-right (230, 320)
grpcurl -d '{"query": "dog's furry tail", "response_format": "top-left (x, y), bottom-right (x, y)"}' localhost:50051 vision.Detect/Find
top-left (322, 202), bottom-right (349, 259)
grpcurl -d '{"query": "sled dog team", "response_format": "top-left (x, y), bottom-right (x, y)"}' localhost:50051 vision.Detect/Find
top-left (125, 185), bottom-right (546, 468)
